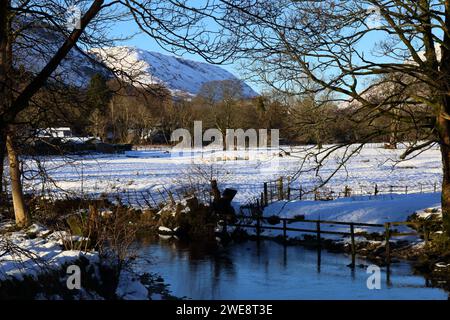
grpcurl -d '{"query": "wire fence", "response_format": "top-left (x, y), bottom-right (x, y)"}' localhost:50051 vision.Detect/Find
top-left (17, 183), bottom-right (213, 212)
top-left (260, 177), bottom-right (440, 205)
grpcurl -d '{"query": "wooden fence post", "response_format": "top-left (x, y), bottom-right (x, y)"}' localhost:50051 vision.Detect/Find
top-left (385, 223), bottom-right (391, 265)
top-left (256, 214), bottom-right (261, 241)
top-left (350, 223), bottom-right (356, 267)
top-left (434, 182), bottom-right (437, 193)
top-left (299, 185), bottom-right (303, 200)
top-left (287, 177), bottom-right (291, 200)
top-left (344, 185), bottom-right (350, 197)
top-left (278, 177), bottom-right (284, 200)
top-left (374, 184), bottom-right (378, 196)
top-left (405, 186), bottom-right (408, 194)
top-left (316, 221), bottom-right (321, 246)
top-left (263, 182), bottom-right (268, 206)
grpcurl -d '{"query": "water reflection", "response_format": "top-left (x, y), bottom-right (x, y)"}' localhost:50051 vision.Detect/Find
top-left (134, 237), bottom-right (448, 300)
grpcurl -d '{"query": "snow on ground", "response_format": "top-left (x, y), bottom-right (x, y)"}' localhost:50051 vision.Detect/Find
top-left (0, 223), bottom-right (98, 281)
top-left (414, 207), bottom-right (443, 219)
top-left (0, 222), bottom-right (149, 299)
top-left (21, 143), bottom-right (442, 205)
top-left (255, 193), bottom-right (441, 241)
top-left (264, 193), bottom-right (441, 223)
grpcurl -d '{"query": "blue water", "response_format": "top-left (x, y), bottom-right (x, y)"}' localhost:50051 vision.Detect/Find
top-left (135, 239), bottom-right (449, 300)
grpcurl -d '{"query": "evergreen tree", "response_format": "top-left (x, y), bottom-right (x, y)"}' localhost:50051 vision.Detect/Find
top-left (87, 73), bottom-right (110, 112)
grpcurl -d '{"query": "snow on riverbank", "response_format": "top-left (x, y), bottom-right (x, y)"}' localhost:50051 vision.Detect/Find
top-left (0, 222), bottom-right (97, 281)
top-left (264, 193), bottom-right (441, 223)
top-left (251, 193), bottom-right (442, 241)
top-left (0, 222), bottom-right (151, 300)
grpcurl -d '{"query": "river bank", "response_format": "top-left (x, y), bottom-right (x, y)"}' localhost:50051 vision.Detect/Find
top-left (0, 221), bottom-right (175, 300)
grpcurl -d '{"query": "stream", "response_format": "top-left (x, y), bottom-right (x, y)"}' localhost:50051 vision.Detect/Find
top-left (134, 237), bottom-right (449, 300)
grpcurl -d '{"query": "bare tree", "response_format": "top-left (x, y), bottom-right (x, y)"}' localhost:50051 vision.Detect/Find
top-left (196, 79), bottom-right (244, 149)
top-left (191, 0), bottom-right (450, 237)
top-left (0, 0), bottom-right (234, 227)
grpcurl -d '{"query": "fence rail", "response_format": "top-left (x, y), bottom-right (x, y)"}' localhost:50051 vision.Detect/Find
top-left (232, 207), bottom-right (430, 266)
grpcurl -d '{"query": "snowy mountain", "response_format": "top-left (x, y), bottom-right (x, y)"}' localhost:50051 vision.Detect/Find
top-left (14, 21), bottom-right (108, 88)
top-left (90, 46), bottom-right (257, 98)
top-left (13, 19), bottom-right (256, 97)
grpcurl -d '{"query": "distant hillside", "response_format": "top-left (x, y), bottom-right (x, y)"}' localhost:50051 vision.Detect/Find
top-left (13, 19), bottom-right (257, 98)
top-left (90, 46), bottom-right (257, 98)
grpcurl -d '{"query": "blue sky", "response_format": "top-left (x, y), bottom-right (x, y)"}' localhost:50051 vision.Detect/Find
top-left (108, 11), bottom-right (396, 96)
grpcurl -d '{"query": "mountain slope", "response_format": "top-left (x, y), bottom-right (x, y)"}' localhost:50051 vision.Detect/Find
top-left (14, 21), bottom-right (108, 88)
top-left (91, 46), bottom-right (257, 97)
top-left (13, 20), bottom-right (256, 97)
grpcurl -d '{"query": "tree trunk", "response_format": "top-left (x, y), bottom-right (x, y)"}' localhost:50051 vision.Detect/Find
top-left (438, 111), bottom-right (450, 238)
top-left (388, 126), bottom-right (398, 149)
top-left (0, 132), bottom-right (5, 198)
top-left (437, 0), bottom-right (450, 238)
top-left (6, 134), bottom-right (30, 227)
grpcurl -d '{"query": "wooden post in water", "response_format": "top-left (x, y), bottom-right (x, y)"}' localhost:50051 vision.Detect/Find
top-left (316, 221), bottom-right (321, 247)
top-left (263, 182), bottom-right (268, 206)
top-left (350, 223), bottom-right (356, 267)
top-left (385, 223), bottom-right (391, 265)
top-left (256, 214), bottom-right (261, 241)
top-left (283, 219), bottom-right (287, 245)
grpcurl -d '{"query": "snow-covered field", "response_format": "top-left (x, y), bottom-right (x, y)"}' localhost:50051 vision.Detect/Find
top-left (22, 143), bottom-right (442, 205)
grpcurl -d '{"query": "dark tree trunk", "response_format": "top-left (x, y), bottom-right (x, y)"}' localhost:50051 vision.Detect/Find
top-left (0, 132), bottom-right (5, 200)
top-left (438, 113), bottom-right (450, 238)
top-left (438, 1), bottom-right (450, 238)
top-left (0, 0), bottom-right (11, 207)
